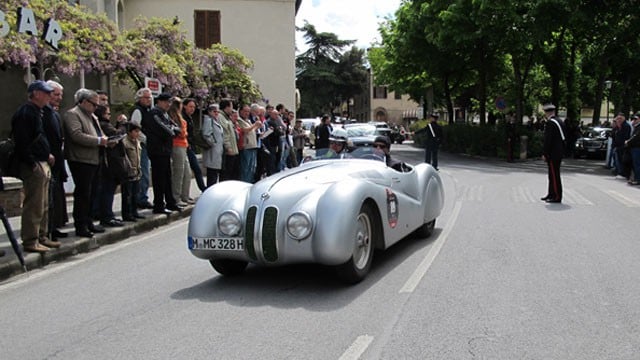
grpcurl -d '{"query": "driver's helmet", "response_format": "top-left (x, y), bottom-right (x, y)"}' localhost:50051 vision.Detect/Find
top-left (329, 128), bottom-right (348, 143)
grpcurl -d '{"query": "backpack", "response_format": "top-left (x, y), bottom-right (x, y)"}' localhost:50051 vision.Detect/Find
top-left (0, 135), bottom-right (19, 178)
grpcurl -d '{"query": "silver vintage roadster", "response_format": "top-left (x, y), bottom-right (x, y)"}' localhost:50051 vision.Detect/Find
top-left (187, 148), bottom-right (444, 283)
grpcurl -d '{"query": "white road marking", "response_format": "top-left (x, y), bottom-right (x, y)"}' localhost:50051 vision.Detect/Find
top-left (605, 190), bottom-right (640, 207)
top-left (339, 335), bottom-right (374, 360)
top-left (399, 200), bottom-right (462, 293)
top-left (563, 189), bottom-right (594, 206)
top-left (0, 221), bottom-right (187, 292)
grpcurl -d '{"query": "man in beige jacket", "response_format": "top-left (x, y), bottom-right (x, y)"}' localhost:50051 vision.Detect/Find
top-left (63, 89), bottom-right (110, 237)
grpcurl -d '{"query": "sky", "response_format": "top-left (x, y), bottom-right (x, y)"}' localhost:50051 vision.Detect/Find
top-left (295, 0), bottom-right (402, 54)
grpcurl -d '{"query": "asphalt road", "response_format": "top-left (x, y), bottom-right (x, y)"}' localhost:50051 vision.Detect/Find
top-left (1, 144), bottom-right (639, 359)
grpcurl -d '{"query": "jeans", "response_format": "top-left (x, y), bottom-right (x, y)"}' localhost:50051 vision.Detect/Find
top-left (137, 144), bottom-right (150, 205)
top-left (121, 180), bottom-right (140, 218)
top-left (187, 146), bottom-right (206, 191)
top-left (240, 148), bottom-right (257, 183)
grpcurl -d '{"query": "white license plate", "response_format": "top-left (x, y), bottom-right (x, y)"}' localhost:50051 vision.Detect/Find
top-left (189, 237), bottom-right (244, 251)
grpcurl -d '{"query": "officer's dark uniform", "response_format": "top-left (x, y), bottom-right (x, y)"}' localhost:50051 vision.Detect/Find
top-left (416, 114), bottom-right (442, 170)
top-left (542, 104), bottom-right (565, 203)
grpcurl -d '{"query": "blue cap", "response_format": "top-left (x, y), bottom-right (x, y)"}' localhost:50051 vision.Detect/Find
top-left (27, 80), bottom-right (54, 93)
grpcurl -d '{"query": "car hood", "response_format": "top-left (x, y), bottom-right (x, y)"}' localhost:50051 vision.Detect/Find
top-left (251, 160), bottom-right (388, 196)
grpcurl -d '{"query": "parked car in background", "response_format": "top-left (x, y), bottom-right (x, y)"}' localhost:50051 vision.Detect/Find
top-left (574, 127), bottom-right (612, 159)
top-left (344, 123), bottom-right (392, 150)
top-left (300, 118), bottom-right (321, 147)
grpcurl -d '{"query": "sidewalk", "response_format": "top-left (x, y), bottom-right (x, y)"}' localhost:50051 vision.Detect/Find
top-left (0, 178), bottom-right (201, 282)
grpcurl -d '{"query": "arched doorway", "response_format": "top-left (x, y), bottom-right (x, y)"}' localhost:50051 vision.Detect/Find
top-left (374, 107), bottom-right (388, 122)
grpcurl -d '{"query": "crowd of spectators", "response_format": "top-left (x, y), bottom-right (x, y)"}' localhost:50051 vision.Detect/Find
top-left (8, 81), bottom-right (301, 252)
top-left (609, 113), bottom-right (640, 185)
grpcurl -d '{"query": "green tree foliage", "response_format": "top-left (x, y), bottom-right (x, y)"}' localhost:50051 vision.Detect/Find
top-left (296, 22), bottom-right (367, 117)
top-left (121, 17), bottom-right (260, 103)
top-left (373, 0), bottom-right (640, 126)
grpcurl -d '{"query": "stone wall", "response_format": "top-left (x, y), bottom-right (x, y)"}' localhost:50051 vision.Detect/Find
top-left (0, 177), bottom-right (23, 217)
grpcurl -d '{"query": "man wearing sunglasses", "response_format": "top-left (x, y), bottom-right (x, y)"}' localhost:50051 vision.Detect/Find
top-left (372, 136), bottom-right (410, 172)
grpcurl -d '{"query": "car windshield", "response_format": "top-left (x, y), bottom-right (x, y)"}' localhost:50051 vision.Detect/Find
top-left (345, 125), bottom-right (391, 137)
top-left (582, 128), bottom-right (610, 138)
top-left (302, 147), bottom-right (386, 164)
top-left (346, 125), bottom-right (376, 137)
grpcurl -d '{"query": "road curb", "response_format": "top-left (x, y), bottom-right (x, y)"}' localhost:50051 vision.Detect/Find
top-left (0, 207), bottom-right (193, 282)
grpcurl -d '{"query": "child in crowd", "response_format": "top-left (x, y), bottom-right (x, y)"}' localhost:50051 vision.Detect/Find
top-left (121, 122), bottom-right (145, 221)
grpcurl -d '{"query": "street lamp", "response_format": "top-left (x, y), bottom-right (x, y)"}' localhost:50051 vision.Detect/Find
top-left (605, 80), bottom-right (612, 124)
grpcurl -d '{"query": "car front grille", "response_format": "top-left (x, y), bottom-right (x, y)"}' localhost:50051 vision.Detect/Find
top-left (245, 205), bottom-right (279, 262)
top-left (245, 206), bottom-right (258, 260)
top-left (262, 207), bottom-right (279, 262)
top-left (583, 140), bottom-right (603, 149)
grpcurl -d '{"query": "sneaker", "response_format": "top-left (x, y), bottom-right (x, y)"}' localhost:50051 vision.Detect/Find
top-left (175, 201), bottom-right (188, 207)
top-left (40, 238), bottom-right (62, 248)
top-left (182, 198), bottom-right (196, 205)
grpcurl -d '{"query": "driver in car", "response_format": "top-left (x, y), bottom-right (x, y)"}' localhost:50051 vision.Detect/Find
top-left (372, 136), bottom-right (411, 172)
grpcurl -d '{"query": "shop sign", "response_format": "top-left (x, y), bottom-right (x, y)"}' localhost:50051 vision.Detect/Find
top-left (0, 7), bottom-right (63, 51)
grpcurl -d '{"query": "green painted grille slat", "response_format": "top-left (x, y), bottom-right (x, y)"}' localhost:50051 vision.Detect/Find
top-left (245, 206), bottom-right (257, 260)
top-left (262, 207), bottom-right (278, 262)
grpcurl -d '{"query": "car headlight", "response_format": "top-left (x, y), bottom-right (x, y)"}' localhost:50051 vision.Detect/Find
top-left (286, 212), bottom-right (312, 240)
top-left (218, 211), bottom-right (242, 236)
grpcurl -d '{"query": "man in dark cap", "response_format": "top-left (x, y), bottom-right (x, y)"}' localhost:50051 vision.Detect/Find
top-left (541, 103), bottom-right (565, 203)
top-left (372, 135), bottom-right (410, 172)
top-left (415, 113), bottom-right (443, 170)
top-left (142, 93), bottom-right (182, 214)
top-left (11, 81), bottom-right (57, 252)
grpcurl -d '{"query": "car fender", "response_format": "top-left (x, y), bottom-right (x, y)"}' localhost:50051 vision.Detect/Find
top-left (312, 178), bottom-right (384, 266)
top-left (189, 180), bottom-right (252, 239)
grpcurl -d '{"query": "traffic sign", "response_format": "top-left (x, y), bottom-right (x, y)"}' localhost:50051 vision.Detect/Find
top-left (145, 77), bottom-right (161, 96)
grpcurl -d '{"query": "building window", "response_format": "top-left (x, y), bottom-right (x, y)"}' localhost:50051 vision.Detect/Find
top-left (394, 91), bottom-right (402, 100)
top-left (373, 86), bottom-right (387, 99)
top-left (194, 10), bottom-right (221, 48)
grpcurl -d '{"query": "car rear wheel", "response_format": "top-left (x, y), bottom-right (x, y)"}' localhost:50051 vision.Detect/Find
top-left (209, 259), bottom-right (248, 276)
top-left (413, 219), bottom-right (436, 238)
top-left (336, 204), bottom-right (376, 284)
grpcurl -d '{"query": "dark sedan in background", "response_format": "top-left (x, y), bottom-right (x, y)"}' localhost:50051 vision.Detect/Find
top-left (573, 127), bottom-right (612, 159)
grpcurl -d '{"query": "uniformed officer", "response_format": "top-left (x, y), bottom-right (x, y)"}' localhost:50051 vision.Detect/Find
top-left (415, 113), bottom-right (443, 170)
top-left (541, 103), bottom-right (565, 203)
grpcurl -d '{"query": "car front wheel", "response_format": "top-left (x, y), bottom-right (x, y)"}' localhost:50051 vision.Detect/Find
top-left (210, 259), bottom-right (248, 276)
top-left (335, 204), bottom-right (376, 284)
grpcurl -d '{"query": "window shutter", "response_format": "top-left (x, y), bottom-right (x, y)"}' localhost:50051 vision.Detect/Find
top-left (194, 10), bottom-right (221, 49)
